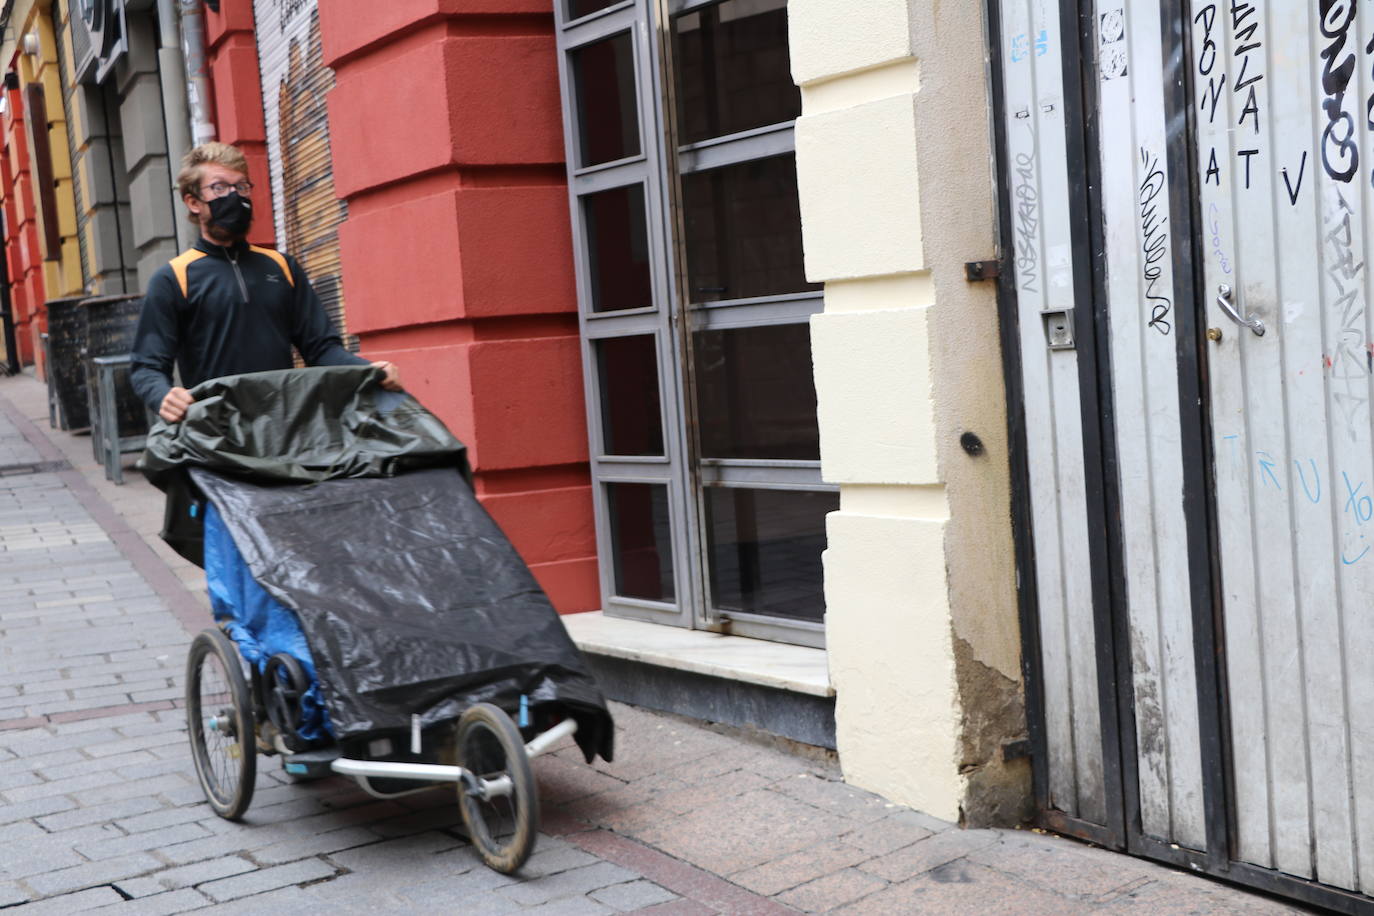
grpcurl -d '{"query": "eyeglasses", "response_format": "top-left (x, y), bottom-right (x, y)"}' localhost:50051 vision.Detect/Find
top-left (199, 180), bottom-right (254, 199)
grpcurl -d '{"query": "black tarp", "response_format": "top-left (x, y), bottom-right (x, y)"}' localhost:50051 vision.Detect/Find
top-left (143, 366), bottom-right (613, 763)
top-left (142, 365), bottom-right (472, 566)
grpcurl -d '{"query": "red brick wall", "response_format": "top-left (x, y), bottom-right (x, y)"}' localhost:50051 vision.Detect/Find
top-left (319, 2), bottom-right (598, 611)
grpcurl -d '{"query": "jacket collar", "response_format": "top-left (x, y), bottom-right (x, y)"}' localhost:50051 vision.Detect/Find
top-left (193, 237), bottom-right (250, 259)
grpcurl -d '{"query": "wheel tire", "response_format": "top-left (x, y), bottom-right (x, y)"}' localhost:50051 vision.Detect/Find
top-left (456, 703), bottom-right (538, 873)
top-left (186, 628), bottom-right (257, 820)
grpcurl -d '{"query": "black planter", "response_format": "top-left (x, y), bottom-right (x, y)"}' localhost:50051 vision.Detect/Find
top-left (82, 293), bottom-right (148, 441)
top-left (45, 295), bottom-right (92, 431)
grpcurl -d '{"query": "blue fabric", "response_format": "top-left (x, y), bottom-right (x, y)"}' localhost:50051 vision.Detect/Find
top-left (203, 502), bottom-right (332, 740)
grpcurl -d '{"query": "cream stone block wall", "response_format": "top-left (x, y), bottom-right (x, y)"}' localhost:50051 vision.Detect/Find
top-left (791, 0), bottom-right (1025, 825)
top-left (788, 0), bottom-right (915, 86)
top-left (795, 94), bottom-right (922, 281)
top-left (811, 306), bottom-right (936, 485)
top-left (824, 510), bottom-right (961, 820)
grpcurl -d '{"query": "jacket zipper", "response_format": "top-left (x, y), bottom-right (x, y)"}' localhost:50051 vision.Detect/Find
top-left (226, 248), bottom-right (249, 303)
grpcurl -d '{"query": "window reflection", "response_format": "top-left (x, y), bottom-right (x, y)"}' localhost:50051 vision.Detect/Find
top-left (682, 154), bottom-right (819, 303)
top-left (673, 0), bottom-right (799, 145)
top-left (608, 483), bottom-right (675, 602)
top-left (584, 184), bottom-right (653, 312)
top-left (571, 32), bottom-right (639, 167)
top-left (706, 487), bottom-right (835, 622)
top-left (597, 336), bottom-right (664, 456)
top-left (693, 324), bottom-right (819, 460)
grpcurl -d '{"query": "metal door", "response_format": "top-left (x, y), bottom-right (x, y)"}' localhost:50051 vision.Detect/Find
top-left (552, 1), bottom-right (698, 630)
top-left (1093, 1), bottom-right (1209, 856)
top-left (994, 0), bottom-right (1111, 840)
top-left (1192, 0), bottom-right (1374, 896)
top-left (666, 0), bottom-right (833, 649)
top-left (993, 0), bottom-right (1374, 910)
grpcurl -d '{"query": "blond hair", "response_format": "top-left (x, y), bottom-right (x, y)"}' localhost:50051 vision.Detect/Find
top-left (176, 142), bottom-right (250, 205)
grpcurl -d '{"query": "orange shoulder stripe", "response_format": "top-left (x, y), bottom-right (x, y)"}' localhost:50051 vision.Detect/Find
top-left (169, 249), bottom-right (208, 298)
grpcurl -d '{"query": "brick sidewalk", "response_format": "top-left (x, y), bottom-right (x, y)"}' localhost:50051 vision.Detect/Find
top-left (0, 372), bottom-right (1309, 914)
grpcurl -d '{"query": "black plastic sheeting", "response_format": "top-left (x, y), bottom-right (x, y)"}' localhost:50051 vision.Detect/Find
top-left (144, 366), bottom-right (614, 763)
top-left (142, 365), bottom-right (467, 486)
top-left (142, 366), bottom-right (472, 566)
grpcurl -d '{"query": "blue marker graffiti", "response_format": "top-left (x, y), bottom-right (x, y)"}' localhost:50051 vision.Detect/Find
top-left (1295, 458), bottom-right (1322, 503)
top-left (1344, 472), bottom-right (1373, 523)
top-left (1223, 436), bottom-right (1371, 566)
top-left (1223, 434), bottom-right (1240, 469)
top-left (1257, 451), bottom-right (1282, 489)
top-left (1011, 30), bottom-right (1050, 62)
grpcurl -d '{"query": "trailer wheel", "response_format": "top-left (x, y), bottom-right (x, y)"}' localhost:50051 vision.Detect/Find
top-left (186, 629), bottom-right (256, 820)
top-left (456, 703), bottom-right (538, 873)
top-left (263, 652), bottom-right (311, 752)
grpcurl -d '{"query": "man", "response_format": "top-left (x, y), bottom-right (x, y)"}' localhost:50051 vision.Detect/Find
top-left (131, 142), bottom-right (399, 421)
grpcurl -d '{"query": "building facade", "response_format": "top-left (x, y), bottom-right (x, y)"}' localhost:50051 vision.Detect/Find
top-left (5, 1), bottom-right (1371, 911)
top-left (1, 0), bottom-right (1025, 828)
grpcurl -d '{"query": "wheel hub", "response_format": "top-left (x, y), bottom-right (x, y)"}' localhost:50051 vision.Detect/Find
top-left (208, 711), bottom-right (236, 736)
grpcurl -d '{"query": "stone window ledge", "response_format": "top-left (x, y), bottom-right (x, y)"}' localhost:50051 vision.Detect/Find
top-left (561, 611), bottom-right (833, 698)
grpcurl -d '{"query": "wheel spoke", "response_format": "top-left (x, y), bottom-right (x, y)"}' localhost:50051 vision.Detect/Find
top-left (186, 630), bottom-right (256, 820)
top-left (199, 656), bottom-right (236, 802)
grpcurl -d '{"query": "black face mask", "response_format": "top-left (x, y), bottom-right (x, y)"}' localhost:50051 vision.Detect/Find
top-left (206, 191), bottom-right (253, 238)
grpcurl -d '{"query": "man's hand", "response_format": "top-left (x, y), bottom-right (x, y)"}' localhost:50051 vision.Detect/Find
top-left (372, 360), bottom-right (402, 391)
top-left (159, 387), bottom-right (194, 423)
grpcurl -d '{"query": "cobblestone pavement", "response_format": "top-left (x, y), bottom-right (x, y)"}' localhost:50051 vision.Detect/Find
top-left (0, 372), bottom-right (1312, 914)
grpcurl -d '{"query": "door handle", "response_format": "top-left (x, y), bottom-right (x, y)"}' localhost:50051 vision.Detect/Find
top-left (1216, 284), bottom-right (1265, 336)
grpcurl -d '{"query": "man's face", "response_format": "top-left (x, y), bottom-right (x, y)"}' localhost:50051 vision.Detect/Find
top-left (186, 162), bottom-right (252, 244)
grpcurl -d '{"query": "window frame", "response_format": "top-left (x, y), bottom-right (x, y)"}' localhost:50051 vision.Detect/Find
top-left (553, 0), bottom-right (831, 647)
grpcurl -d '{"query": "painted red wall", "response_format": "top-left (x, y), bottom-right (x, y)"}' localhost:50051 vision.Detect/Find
top-left (202, 1), bottom-right (599, 611)
top-left (318, 1), bottom-right (598, 612)
top-left (204, 1), bottom-right (275, 248)
top-left (2, 77), bottom-right (44, 369)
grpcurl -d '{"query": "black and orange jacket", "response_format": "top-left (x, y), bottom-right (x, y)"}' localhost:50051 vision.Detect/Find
top-left (130, 237), bottom-right (365, 411)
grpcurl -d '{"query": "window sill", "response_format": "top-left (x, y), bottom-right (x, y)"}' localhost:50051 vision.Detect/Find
top-left (561, 611), bottom-right (833, 698)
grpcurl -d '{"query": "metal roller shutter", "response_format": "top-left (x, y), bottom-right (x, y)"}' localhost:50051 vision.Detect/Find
top-left (252, 0), bottom-right (354, 352)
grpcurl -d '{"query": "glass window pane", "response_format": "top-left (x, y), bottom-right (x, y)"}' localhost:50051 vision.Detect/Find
top-left (571, 32), bottom-right (640, 167)
top-left (568, 0), bottom-right (621, 20)
top-left (693, 323), bottom-right (818, 460)
top-left (706, 487), bottom-right (835, 622)
top-left (607, 483), bottom-right (675, 602)
top-left (597, 336), bottom-right (664, 455)
top-left (583, 184), bottom-right (653, 312)
top-left (682, 154), bottom-right (819, 302)
top-left (673, 0), bottom-right (799, 144)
